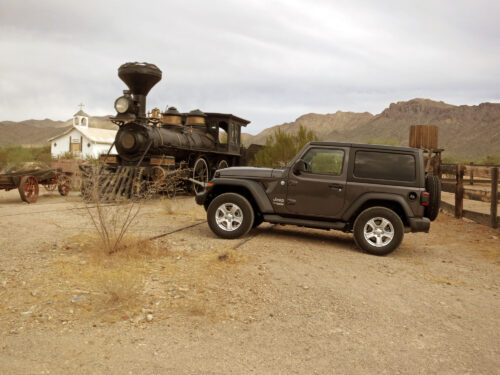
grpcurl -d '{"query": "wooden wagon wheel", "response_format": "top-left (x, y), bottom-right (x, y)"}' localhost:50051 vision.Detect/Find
top-left (43, 183), bottom-right (57, 192)
top-left (57, 175), bottom-right (71, 196)
top-left (18, 175), bottom-right (39, 203)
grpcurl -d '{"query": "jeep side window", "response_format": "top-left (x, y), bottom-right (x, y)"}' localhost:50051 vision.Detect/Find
top-left (302, 148), bottom-right (344, 175)
top-left (354, 151), bottom-right (416, 181)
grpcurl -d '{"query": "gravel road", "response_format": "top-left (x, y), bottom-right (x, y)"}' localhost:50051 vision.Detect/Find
top-left (0, 190), bottom-right (498, 374)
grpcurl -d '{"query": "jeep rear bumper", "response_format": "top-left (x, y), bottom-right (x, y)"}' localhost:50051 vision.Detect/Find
top-left (408, 217), bottom-right (430, 233)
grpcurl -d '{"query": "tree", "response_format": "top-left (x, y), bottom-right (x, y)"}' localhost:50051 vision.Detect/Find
top-left (252, 125), bottom-right (319, 168)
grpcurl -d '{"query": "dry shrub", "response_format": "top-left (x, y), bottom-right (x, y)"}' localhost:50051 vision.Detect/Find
top-left (97, 267), bottom-right (142, 304)
top-left (82, 169), bottom-right (152, 254)
top-left (83, 234), bottom-right (164, 263)
top-left (85, 199), bottom-right (142, 254)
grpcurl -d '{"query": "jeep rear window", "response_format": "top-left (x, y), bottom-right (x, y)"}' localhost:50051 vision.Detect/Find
top-left (354, 151), bottom-right (416, 181)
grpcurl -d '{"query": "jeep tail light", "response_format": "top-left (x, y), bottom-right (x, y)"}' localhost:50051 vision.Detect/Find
top-left (421, 192), bottom-right (430, 206)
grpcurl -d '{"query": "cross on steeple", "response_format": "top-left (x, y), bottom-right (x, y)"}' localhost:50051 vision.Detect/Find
top-left (78, 103), bottom-right (85, 110)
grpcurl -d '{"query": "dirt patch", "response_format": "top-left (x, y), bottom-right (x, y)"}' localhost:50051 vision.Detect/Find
top-left (0, 190), bottom-right (499, 374)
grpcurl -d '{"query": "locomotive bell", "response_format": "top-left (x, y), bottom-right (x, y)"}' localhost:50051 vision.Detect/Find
top-left (116, 62), bottom-right (162, 118)
top-left (186, 109), bottom-right (206, 125)
top-left (162, 106), bottom-right (182, 125)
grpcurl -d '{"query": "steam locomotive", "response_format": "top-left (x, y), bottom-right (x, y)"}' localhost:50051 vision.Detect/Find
top-left (82, 62), bottom-right (261, 198)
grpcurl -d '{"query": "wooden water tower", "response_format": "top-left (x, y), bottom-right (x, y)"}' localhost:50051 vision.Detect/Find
top-left (409, 125), bottom-right (443, 175)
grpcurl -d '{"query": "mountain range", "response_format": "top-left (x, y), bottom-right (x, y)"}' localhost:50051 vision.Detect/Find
top-left (1, 99), bottom-right (498, 159)
top-left (242, 99), bottom-right (500, 159)
top-left (0, 116), bottom-right (117, 147)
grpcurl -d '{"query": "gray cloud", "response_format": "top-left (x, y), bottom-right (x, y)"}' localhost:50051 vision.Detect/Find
top-left (0, 0), bottom-right (498, 133)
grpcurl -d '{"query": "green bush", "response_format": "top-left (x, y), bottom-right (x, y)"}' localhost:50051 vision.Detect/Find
top-left (478, 155), bottom-right (500, 165)
top-left (252, 126), bottom-right (319, 168)
top-left (0, 145), bottom-right (52, 171)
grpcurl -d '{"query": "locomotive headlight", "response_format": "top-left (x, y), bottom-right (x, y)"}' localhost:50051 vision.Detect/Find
top-left (114, 96), bottom-right (130, 114)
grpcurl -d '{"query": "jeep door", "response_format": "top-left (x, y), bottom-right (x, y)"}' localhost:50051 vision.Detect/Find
top-left (285, 146), bottom-right (348, 219)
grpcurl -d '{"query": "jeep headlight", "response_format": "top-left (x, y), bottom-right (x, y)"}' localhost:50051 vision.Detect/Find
top-left (114, 96), bottom-right (130, 114)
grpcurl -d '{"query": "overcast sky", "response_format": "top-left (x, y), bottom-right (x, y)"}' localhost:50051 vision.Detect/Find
top-left (0, 0), bottom-right (498, 134)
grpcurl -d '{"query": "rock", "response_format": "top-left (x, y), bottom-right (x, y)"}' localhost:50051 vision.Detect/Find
top-left (218, 253), bottom-right (228, 261)
top-left (20, 311), bottom-right (32, 316)
top-left (1, 281), bottom-right (6, 288)
top-left (146, 314), bottom-right (153, 322)
top-left (71, 295), bottom-right (85, 303)
top-left (133, 314), bottom-right (145, 323)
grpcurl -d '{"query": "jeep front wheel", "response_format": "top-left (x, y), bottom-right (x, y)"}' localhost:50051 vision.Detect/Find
top-left (207, 193), bottom-right (254, 239)
top-left (353, 207), bottom-right (404, 256)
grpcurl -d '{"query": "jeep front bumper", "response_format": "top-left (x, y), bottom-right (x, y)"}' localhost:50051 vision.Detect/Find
top-left (195, 190), bottom-right (209, 206)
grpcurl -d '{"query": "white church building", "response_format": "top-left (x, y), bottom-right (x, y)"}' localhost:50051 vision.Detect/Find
top-left (49, 108), bottom-right (117, 159)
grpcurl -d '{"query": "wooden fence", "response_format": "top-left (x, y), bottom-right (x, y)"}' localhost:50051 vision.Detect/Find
top-left (440, 164), bottom-right (499, 228)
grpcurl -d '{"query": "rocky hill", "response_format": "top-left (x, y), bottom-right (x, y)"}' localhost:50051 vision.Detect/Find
top-left (244, 99), bottom-right (500, 159)
top-left (0, 116), bottom-right (117, 147)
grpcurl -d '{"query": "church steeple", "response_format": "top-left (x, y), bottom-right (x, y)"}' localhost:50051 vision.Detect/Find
top-left (73, 103), bottom-right (89, 127)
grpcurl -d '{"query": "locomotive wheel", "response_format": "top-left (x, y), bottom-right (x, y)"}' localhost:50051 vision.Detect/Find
top-left (57, 175), bottom-right (72, 196)
top-left (18, 175), bottom-right (39, 203)
top-left (192, 157), bottom-right (209, 194)
top-left (217, 159), bottom-right (229, 170)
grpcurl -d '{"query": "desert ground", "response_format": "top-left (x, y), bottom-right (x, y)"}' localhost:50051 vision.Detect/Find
top-left (0, 189), bottom-right (499, 374)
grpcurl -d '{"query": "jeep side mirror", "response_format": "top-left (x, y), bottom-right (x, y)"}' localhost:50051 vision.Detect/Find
top-left (293, 160), bottom-right (306, 175)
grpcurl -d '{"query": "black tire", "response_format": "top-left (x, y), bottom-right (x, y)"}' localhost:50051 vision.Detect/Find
top-left (353, 207), bottom-right (404, 256)
top-left (207, 193), bottom-right (254, 239)
top-left (424, 175), bottom-right (441, 221)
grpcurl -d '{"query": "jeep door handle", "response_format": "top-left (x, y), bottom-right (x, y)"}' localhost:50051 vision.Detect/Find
top-left (328, 183), bottom-right (343, 191)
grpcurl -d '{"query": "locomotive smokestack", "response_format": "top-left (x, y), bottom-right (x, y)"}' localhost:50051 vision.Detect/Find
top-left (118, 62), bottom-right (162, 118)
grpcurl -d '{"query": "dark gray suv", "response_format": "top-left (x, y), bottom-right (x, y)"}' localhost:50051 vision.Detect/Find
top-left (196, 142), bottom-right (440, 255)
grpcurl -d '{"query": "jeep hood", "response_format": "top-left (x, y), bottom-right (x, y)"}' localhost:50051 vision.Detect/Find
top-left (217, 166), bottom-right (284, 178)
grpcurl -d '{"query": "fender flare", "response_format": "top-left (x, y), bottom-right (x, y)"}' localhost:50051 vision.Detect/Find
top-left (341, 193), bottom-right (414, 222)
top-left (211, 178), bottom-right (274, 213)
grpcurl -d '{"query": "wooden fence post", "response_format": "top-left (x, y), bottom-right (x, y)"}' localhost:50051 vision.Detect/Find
top-left (455, 164), bottom-right (464, 219)
top-left (469, 162), bottom-right (474, 185)
top-left (491, 167), bottom-right (498, 228)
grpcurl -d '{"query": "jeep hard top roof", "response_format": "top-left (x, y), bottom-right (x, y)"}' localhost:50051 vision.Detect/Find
top-left (308, 141), bottom-right (418, 153)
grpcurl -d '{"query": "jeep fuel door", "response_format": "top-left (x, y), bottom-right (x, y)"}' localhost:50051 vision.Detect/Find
top-left (285, 147), bottom-right (348, 219)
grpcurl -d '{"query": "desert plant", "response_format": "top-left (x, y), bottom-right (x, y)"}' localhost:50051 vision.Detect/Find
top-left (252, 125), bottom-right (319, 168)
top-left (83, 169), bottom-right (147, 254)
top-left (0, 145), bottom-right (51, 171)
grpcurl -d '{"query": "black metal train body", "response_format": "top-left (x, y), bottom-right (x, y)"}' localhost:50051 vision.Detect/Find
top-left (96, 62), bottom-right (260, 196)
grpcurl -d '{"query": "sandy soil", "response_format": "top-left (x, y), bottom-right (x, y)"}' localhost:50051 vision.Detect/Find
top-left (0, 189), bottom-right (499, 374)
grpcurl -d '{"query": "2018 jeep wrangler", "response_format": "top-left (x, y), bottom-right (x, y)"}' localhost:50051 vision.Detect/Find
top-left (195, 142), bottom-right (441, 255)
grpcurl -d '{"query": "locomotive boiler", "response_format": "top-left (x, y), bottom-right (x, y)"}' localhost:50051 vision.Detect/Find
top-left (81, 62), bottom-right (259, 200)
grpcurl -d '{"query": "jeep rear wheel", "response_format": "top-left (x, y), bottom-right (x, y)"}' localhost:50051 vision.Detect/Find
top-left (353, 207), bottom-right (404, 256)
top-left (424, 175), bottom-right (441, 221)
top-left (207, 193), bottom-right (254, 239)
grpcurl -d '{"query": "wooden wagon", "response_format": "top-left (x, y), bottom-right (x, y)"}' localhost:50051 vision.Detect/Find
top-left (0, 168), bottom-right (72, 203)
